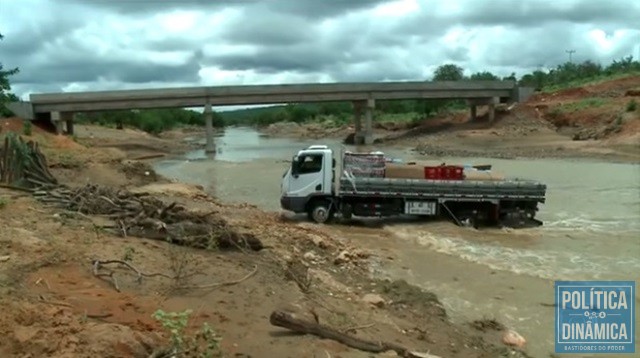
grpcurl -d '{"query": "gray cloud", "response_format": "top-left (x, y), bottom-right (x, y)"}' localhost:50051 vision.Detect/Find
top-left (57, 0), bottom-right (387, 18)
top-left (1, 0), bottom-right (638, 98)
top-left (15, 56), bottom-right (201, 84)
top-left (56, 0), bottom-right (252, 14)
top-left (219, 9), bottom-right (314, 46)
top-left (424, 0), bottom-right (640, 28)
top-left (266, 0), bottom-right (389, 19)
top-left (210, 47), bottom-right (340, 74)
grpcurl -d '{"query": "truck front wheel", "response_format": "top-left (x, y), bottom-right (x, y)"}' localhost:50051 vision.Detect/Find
top-left (307, 199), bottom-right (334, 224)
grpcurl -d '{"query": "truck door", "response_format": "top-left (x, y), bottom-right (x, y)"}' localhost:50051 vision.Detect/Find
top-left (288, 153), bottom-right (325, 199)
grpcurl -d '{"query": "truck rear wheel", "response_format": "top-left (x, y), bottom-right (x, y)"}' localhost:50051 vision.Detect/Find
top-left (307, 199), bottom-right (334, 224)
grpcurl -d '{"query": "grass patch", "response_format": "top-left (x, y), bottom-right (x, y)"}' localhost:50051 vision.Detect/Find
top-left (558, 97), bottom-right (607, 113)
top-left (46, 151), bottom-right (85, 169)
top-left (626, 99), bottom-right (637, 112)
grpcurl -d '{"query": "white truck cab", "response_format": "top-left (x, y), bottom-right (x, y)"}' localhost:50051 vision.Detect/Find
top-left (280, 145), bottom-right (335, 221)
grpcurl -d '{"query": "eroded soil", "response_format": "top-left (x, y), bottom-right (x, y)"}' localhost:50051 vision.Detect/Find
top-left (0, 123), bottom-right (529, 358)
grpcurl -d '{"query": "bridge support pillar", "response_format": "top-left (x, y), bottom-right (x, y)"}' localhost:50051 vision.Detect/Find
top-left (51, 111), bottom-right (64, 135)
top-left (352, 99), bottom-right (374, 145)
top-left (352, 101), bottom-right (364, 144)
top-left (363, 98), bottom-right (374, 145)
top-left (51, 111), bottom-right (75, 135)
top-left (63, 112), bottom-right (74, 135)
top-left (488, 97), bottom-right (498, 122)
top-left (466, 97), bottom-right (498, 122)
top-left (204, 100), bottom-right (215, 153)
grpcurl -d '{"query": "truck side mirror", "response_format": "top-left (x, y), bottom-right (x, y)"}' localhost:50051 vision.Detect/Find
top-left (291, 156), bottom-right (300, 177)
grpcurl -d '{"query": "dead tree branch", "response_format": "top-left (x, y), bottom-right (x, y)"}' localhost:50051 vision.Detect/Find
top-left (269, 310), bottom-right (429, 358)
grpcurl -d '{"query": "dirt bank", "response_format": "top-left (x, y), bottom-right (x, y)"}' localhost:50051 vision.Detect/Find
top-left (0, 123), bottom-right (531, 357)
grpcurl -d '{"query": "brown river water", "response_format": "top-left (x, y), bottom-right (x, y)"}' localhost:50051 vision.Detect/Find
top-left (154, 127), bottom-right (640, 358)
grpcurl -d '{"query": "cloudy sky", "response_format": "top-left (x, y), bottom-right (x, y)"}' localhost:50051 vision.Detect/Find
top-left (1, 0), bottom-right (639, 100)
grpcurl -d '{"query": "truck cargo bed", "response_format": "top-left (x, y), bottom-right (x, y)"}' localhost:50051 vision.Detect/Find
top-left (338, 176), bottom-right (546, 202)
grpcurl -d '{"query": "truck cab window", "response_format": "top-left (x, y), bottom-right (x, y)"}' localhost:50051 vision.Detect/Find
top-left (296, 154), bottom-right (323, 175)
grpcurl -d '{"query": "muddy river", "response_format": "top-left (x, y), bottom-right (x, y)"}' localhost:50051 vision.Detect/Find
top-left (155, 127), bottom-right (640, 358)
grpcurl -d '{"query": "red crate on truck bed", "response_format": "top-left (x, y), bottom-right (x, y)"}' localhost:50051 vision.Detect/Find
top-left (424, 165), bottom-right (463, 180)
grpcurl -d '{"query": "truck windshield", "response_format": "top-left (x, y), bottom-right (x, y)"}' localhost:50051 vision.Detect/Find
top-left (292, 154), bottom-right (323, 175)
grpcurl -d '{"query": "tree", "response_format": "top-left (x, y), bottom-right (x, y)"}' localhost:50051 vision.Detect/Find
top-left (469, 71), bottom-right (499, 81)
top-left (0, 32), bottom-right (20, 117)
top-left (502, 72), bottom-right (517, 81)
top-left (433, 64), bottom-right (464, 81)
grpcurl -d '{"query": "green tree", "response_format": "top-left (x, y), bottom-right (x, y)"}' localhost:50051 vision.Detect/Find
top-left (433, 64), bottom-right (464, 81)
top-left (469, 71), bottom-right (499, 81)
top-left (502, 72), bottom-right (517, 81)
top-left (0, 33), bottom-right (20, 117)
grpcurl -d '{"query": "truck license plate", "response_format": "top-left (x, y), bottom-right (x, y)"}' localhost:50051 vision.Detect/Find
top-left (405, 201), bottom-right (436, 215)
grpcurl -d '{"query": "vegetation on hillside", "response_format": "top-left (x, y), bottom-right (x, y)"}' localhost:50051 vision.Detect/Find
top-left (0, 32), bottom-right (19, 117)
top-left (74, 108), bottom-right (224, 134)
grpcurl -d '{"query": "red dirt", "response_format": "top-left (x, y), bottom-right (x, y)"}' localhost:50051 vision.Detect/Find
top-left (522, 75), bottom-right (640, 139)
top-left (1, 117), bottom-right (38, 133)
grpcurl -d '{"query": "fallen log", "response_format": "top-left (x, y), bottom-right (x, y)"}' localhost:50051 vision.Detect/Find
top-left (269, 310), bottom-right (435, 358)
top-left (130, 153), bottom-right (166, 160)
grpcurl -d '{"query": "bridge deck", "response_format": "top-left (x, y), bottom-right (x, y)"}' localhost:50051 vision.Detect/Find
top-left (26, 80), bottom-right (519, 113)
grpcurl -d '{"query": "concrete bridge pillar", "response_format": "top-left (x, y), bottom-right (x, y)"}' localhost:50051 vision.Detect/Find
top-left (204, 100), bottom-right (215, 153)
top-left (352, 101), bottom-right (364, 144)
top-left (351, 99), bottom-right (374, 145)
top-left (64, 113), bottom-right (74, 135)
top-left (466, 97), bottom-right (498, 122)
top-left (364, 98), bottom-right (374, 145)
top-left (51, 111), bottom-right (64, 135)
top-left (51, 111), bottom-right (75, 135)
top-left (488, 97), bottom-right (498, 122)
top-left (469, 105), bottom-right (477, 121)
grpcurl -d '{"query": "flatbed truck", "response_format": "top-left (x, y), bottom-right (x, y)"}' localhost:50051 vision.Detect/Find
top-left (279, 145), bottom-right (547, 228)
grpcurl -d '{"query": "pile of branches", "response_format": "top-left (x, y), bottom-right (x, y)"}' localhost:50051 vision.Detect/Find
top-left (0, 132), bottom-right (262, 251)
top-left (0, 133), bottom-right (58, 189)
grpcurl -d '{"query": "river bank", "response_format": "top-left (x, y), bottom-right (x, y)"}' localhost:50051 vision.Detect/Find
top-left (256, 108), bottom-right (640, 163)
top-left (256, 75), bottom-right (640, 163)
top-left (0, 121), bottom-right (532, 358)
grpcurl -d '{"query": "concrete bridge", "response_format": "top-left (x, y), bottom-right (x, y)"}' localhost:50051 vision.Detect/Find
top-left (7, 80), bottom-right (533, 150)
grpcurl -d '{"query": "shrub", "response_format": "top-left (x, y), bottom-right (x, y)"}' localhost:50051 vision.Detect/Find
top-left (22, 120), bottom-right (32, 136)
top-left (626, 100), bottom-right (637, 112)
top-left (153, 309), bottom-right (222, 357)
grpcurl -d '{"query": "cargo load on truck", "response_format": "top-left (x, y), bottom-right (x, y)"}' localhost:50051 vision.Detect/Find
top-left (280, 145), bottom-right (546, 228)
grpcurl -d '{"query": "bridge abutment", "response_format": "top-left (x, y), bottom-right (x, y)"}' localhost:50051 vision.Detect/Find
top-left (204, 101), bottom-right (215, 153)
